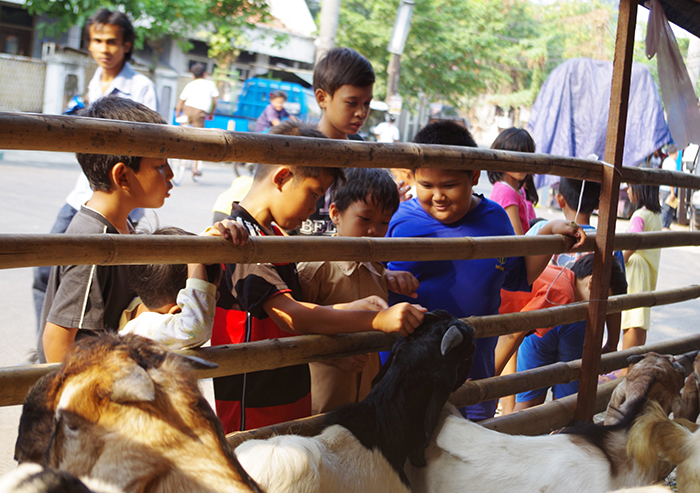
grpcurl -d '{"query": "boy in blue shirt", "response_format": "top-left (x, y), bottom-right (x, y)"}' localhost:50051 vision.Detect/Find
top-left (387, 120), bottom-right (585, 420)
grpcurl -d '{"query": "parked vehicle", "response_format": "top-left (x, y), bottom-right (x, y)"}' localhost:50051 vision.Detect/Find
top-left (172, 77), bottom-right (321, 132)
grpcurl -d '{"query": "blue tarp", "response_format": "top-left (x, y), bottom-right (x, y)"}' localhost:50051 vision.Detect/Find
top-left (527, 58), bottom-right (671, 189)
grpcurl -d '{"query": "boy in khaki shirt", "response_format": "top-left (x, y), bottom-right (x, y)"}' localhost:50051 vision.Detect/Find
top-left (298, 168), bottom-right (418, 413)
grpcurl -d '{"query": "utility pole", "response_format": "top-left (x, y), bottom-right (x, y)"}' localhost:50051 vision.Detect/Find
top-left (315, 0), bottom-right (342, 64)
top-left (386, 0), bottom-right (414, 109)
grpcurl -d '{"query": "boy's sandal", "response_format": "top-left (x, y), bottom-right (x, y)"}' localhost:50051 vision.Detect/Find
top-left (598, 370), bottom-right (622, 384)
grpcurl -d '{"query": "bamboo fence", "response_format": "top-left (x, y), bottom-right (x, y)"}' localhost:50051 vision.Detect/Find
top-left (0, 0), bottom-right (697, 435)
top-left (1, 286), bottom-right (697, 408)
top-left (1, 112), bottom-right (700, 190)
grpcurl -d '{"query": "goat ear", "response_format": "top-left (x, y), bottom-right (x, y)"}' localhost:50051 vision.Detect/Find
top-left (111, 365), bottom-right (155, 403)
top-left (627, 354), bottom-right (646, 366)
top-left (409, 390), bottom-right (447, 468)
top-left (440, 326), bottom-right (463, 356)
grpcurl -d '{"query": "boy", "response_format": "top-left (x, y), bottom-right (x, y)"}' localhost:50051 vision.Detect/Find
top-left (33, 8), bottom-right (157, 331)
top-left (387, 120), bottom-right (585, 420)
top-left (212, 121), bottom-right (426, 433)
top-left (300, 47), bottom-right (375, 236)
top-left (297, 168), bottom-right (419, 414)
top-left (254, 90), bottom-right (290, 132)
top-left (513, 254), bottom-right (627, 411)
top-left (120, 225), bottom-right (247, 349)
top-left (39, 97), bottom-right (172, 364)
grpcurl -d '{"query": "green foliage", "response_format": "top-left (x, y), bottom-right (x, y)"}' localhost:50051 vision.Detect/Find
top-left (25, 0), bottom-right (269, 68)
top-left (336, 0), bottom-right (617, 109)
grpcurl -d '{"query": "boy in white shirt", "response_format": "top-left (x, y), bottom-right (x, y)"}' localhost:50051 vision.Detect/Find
top-left (120, 225), bottom-right (245, 349)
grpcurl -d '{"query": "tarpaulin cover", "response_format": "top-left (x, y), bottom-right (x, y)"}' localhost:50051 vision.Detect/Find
top-left (527, 58), bottom-right (671, 189)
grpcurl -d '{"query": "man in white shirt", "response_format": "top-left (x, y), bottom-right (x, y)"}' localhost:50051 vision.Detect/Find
top-left (174, 63), bottom-right (219, 176)
top-left (373, 114), bottom-right (400, 143)
top-left (33, 8), bottom-right (157, 332)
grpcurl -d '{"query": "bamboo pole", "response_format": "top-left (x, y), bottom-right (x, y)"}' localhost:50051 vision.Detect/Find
top-left (576, 0), bottom-right (637, 423)
top-left (2, 286), bottom-right (698, 408)
top-left (1, 231), bottom-right (699, 270)
top-left (2, 112), bottom-right (700, 190)
top-left (225, 344), bottom-right (700, 447)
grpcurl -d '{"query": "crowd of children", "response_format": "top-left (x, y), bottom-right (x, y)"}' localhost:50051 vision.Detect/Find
top-left (39, 27), bottom-right (669, 434)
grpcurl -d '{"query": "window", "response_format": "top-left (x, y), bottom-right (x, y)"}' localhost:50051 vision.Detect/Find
top-left (0, 4), bottom-right (33, 56)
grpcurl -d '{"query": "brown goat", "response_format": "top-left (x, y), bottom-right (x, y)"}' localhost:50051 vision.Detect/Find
top-left (14, 333), bottom-right (263, 493)
top-left (679, 353), bottom-right (700, 424)
top-left (605, 352), bottom-right (686, 426)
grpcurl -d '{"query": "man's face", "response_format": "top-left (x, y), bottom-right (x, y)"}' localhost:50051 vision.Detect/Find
top-left (413, 168), bottom-right (479, 224)
top-left (88, 23), bottom-right (131, 72)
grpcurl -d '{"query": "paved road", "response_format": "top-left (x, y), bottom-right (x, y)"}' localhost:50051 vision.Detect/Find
top-left (0, 152), bottom-right (698, 474)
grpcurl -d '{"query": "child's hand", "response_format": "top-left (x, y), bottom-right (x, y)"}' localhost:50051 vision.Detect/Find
top-left (372, 303), bottom-right (427, 337)
top-left (547, 219), bottom-right (587, 250)
top-left (331, 354), bottom-right (369, 373)
top-left (386, 270), bottom-right (419, 298)
top-left (398, 180), bottom-right (413, 202)
top-left (336, 295), bottom-right (388, 312)
top-left (209, 219), bottom-right (249, 246)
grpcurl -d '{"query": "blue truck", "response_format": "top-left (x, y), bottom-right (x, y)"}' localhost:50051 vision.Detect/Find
top-left (174, 77), bottom-right (321, 132)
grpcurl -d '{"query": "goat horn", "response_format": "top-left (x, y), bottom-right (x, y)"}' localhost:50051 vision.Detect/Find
top-left (111, 365), bottom-right (155, 404)
top-left (178, 354), bottom-right (219, 370)
top-left (441, 326), bottom-right (463, 356)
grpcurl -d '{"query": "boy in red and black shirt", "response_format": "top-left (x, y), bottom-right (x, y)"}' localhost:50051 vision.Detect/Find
top-left (212, 121), bottom-right (426, 433)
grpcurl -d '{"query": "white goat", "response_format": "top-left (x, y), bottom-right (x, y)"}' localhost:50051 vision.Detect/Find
top-left (234, 310), bottom-right (477, 493)
top-left (405, 401), bottom-right (662, 493)
top-left (14, 334), bottom-right (263, 493)
top-left (628, 400), bottom-right (700, 493)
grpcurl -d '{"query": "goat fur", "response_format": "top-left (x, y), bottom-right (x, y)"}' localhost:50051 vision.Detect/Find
top-left (605, 352), bottom-right (686, 426)
top-left (628, 401), bottom-right (700, 493)
top-left (234, 310), bottom-right (476, 493)
top-left (0, 463), bottom-right (121, 493)
top-left (405, 400), bottom-right (664, 493)
top-left (679, 353), bottom-right (700, 424)
top-left (14, 334), bottom-right (263, 493)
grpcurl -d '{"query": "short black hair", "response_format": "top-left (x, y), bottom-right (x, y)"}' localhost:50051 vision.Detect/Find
top-left (190, 63), bottom-right (206, 78)
top-left (571, 254), bottom-right (627, 296)
top-left (270, 90), bottom-right (287, 101)
top-left (253, 120), bottom-right (346, 189)
top-left (558, 178), bottom-right (601, 214)
top-left (333, 168), bottom-right (399, 215)
top-left (128, 228), bottom-right (192, 309)
top-left (128, 227), bottom-right (223, 309)
top-left (85, 8), bottom-right (135, 63)
top-left (628, 184), bottom-right (661, 214)
top-left (313, 47), bottom-right (375, 97)
top-left (412, 120), bottom-right (477, 174)
top-left (76, 97), bottom-right (166, 192)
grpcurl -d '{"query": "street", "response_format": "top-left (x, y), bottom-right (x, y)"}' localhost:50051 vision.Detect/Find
top-left (0, 150), bottom-right (699, 474)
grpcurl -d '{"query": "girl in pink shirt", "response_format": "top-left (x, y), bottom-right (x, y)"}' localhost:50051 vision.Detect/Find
top-left (488, 127), bottom-right (538, 234)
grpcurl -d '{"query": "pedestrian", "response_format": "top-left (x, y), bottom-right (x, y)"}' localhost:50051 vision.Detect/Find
top-left (175, 63), bottom-right (220, 176)
top-left (31, 8), bottom-right (157, 336)
top-left (372, 114), bottom-right (400, 143)
top-left (660, 144), bottom-right (679, 230)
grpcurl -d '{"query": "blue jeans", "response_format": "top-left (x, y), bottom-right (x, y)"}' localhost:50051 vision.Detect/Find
top-left (660, 190), bottom-right (675, 228)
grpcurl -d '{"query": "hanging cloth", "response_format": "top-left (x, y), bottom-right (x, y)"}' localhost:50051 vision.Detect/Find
top-left (645, 0), bottom-right (700, 149)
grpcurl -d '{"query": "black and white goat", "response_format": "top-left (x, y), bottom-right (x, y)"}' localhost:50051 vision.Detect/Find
top-left (234, 310), bottom-right (476, 493)
top-left (406, 351), bottom-right (689, 493)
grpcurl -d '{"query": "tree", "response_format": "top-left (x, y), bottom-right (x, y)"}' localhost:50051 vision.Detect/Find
top-left (25, 0), bottom-right (270, 70)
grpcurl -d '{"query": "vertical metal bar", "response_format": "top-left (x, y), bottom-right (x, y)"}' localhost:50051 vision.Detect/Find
top-left (574, 0), bottom-right (637, 422)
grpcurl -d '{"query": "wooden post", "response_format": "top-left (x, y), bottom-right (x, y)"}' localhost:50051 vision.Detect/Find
top-left (575, 0), bottom-right (637, 422)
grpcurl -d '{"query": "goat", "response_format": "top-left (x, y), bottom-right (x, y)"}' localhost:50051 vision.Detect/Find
top-left (605, 352), bottom-right (686, 426)
top-left (14, 334), bottom-right (263, 493)
top-left (234, 310), bottom-right (477, 493)
top-left (679, 353), bottom-right (700, 423)
top-left (404, 398), bottom-right (668, 493)
top-left (628, 400), bottom-right (700, 493)
top-left (0, 463), bottom-right (121, 493)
